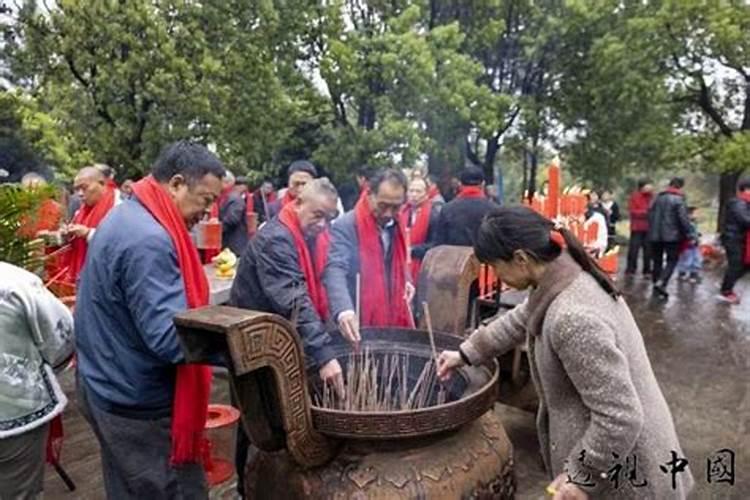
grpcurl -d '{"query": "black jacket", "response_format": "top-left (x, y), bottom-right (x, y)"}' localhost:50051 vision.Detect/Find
top-left (722, 197), bottom-right (750, 244)
top-left (435, 196), bottom-right (498, 247)
top-left (219, 191), bottom-right (249, 256)
top-left (252, 191), bottom-right (273, 224)
top-left (228, 219), bottom-right (335, 367)
top-left (323, 211), bottom-right (401, 321)
top-left (648, 190), bottom-right (695, 243)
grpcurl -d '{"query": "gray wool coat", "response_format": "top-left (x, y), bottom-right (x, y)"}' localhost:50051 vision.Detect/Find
top-left (461, 253), bottom-right (694, 499)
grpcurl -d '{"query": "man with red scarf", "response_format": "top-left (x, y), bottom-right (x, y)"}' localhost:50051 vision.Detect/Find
top-left (324, 169), bottom-right (415, 346)
top-left (718, 177), bottom-right (750, 304)
top-left (228, 178), bottom-right (342, 498)
top-left (647, 177), bottom-right (696, 299)
top-left (62, 166), bottom-right (120, 284)
top-left (435, 166), bottom-right (498, 247)
top-left (400, 177), bottom-right (440, 282)
top-left (74, 141), bottom-right (224, 498)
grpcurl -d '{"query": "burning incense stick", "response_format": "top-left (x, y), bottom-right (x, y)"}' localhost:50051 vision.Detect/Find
top-left (312, 350), bottom-right (446, 412)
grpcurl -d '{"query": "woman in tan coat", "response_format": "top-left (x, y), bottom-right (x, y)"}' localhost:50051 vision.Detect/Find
top-left (437, 206), bottom-right (693, 500)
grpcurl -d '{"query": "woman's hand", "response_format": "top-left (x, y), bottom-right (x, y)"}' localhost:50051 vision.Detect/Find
top-left (547, 473), bottom-right (588, 500)
top-left (436, 350), bottom-right (464, 382)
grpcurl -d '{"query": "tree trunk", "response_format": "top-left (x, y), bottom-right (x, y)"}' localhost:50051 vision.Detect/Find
top-left (528, 149), bottom-right (538, 199)
top-left (483, 136), bottom-right (499, 180)
top-left (717, 170), bottom-right (743, 233)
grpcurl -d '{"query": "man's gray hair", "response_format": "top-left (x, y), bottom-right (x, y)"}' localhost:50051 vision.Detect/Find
top-left (299, 177), bottom-right (338, 201)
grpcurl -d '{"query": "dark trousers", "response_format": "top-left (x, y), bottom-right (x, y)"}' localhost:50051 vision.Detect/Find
top-left (720, 240), bottom-right (747, 293)
top-left (626, 231), bottom-right (651, 274)
top-left (652, 241), bottom-right (681, 286)
top-left (77, 377), bottom-right (208, 500)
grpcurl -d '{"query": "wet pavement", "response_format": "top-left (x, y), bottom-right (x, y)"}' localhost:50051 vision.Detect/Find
top-left (499, 263), bottom-right (750, 500)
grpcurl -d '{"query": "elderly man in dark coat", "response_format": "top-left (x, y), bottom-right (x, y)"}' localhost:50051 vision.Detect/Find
top-left (648, 177), bottom-right (695, 299)
top-left (229, 178), bottom-right (343, 498)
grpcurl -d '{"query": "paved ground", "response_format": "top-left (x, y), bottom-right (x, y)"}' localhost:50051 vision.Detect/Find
top-left (44, 259), bottom-right (749, 499)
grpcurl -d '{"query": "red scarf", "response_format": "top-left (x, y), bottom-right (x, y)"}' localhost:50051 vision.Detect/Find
top-left (457, 185), bottom-right (486, 199)
top-left (354, 196), bottom-right (411, 327)
top-left (67, 187), bottom-right (115, 283)
top-left (428, 184), bottom-right (440, 200)
top-left (280, 190), bottom-right (296, 208)
top-left (664, 186), bottom-right (684, 196)
top-left (278, 203), bottom-right (330, 319)
top-left (740, 191), bottom-right (750, 264)
top-left (400, 199), bottom-right (432, 281)
top-left (131, 175), bottom-right (212, 465)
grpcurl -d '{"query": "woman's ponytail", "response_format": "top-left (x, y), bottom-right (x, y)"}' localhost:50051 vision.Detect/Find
top-left (559, 226), bottom-right (620, 299)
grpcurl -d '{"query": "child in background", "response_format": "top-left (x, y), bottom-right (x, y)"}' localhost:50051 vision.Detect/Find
top-left (677, 206), bottom-right (703, 283)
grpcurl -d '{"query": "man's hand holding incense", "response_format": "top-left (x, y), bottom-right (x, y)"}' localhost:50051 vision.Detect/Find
top-left (63, 223), bottom-right (90, 239)
top-left (436, 350), bottom-right (464, 382)
top-left (337, 310), bottom-right (361, 349)
top-left (319, 359), bottom-right (345, 399)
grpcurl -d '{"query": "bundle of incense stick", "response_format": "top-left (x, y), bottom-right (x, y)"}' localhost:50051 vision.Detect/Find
top-left (312, 348), bottom-right (447, 412)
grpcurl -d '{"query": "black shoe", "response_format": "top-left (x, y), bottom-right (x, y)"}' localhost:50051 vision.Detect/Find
top-left (642, 273), bottom-right (652, 281)
top-left (677, 272), bottom-right (687, 281)
top-left (689, 273), bottom-right (701, 284)
top-left (653, 284), bottom-right (669, 299)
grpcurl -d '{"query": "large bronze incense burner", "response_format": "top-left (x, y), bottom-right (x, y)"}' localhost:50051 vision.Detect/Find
top-left (175, 306), bottom-right (515, 499)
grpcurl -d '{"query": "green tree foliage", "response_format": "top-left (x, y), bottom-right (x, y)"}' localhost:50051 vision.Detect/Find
top-left (2, 0), bottom-right (324, 179)
top-left (310, 2), bottom-right (483, 177)
top-left (2, 0), bottom-right (747, 228)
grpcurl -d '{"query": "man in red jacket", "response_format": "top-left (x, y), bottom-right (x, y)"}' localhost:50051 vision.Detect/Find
top-left (625, 178), bottom-right (653, 277)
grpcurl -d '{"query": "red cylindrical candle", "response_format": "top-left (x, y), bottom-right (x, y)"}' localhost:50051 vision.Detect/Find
top-left (547, 158), bottom-right (560, 219)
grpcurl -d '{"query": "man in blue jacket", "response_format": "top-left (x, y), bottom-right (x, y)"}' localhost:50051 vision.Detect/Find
top-left (75, 141), bottom-right (225, 499)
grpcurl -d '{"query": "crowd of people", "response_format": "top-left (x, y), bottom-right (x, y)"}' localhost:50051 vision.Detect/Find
top-left (624, 176), bottom-right (750, 303)
top-left (2, 140), bottom-right (749, 499)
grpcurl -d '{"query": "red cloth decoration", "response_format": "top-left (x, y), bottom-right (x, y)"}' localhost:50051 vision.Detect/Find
top-left (66, 186), bottom-right (115, 283)
top-left (278, 203), bottom-right (330, 320)
top-left (45, 415), bottom-right (64, 465)
top-left (400, 199), bottom-right (432, 281)
top-left (131, 175), bottom-right (212, 465)
top-left (739, 191), bottom-right (750, 265)
top-left (456, 185), bottom-right (486, 199)
top-left (354, 196), bottom-right (411, 327)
